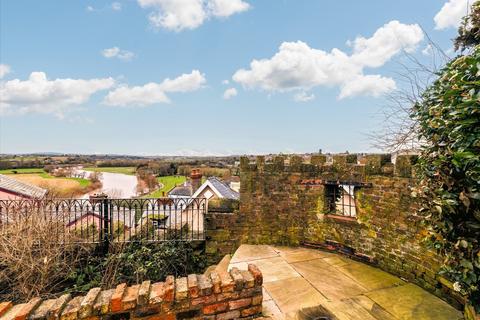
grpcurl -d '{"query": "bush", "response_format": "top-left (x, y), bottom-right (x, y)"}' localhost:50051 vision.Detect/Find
top-left (0, 208), bottom-right (89, 302)
top-left (413, 45), bottom-right (480, 310)
top-left (66, 241), bottom-right (206, 294)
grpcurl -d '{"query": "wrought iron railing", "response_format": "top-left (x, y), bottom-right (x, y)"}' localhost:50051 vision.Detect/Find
top-left (0, 197), bottom-right (207, 246)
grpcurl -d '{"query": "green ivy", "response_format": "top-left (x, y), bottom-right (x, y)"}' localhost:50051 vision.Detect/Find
top-left (66, 241), bottom-right (206, 294)
top-left (412, 45), bottom-right (480, 310)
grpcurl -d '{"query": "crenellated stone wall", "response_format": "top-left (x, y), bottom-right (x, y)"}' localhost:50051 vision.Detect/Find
top-left (0, 265), bottom-right (263, 320)
top-left (205, 153), bottom-right (466, 309)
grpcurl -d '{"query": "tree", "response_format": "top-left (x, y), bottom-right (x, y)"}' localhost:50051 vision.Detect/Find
top-left (455, 1), bottom-right (480, 52)
top-left (412, 44), bottom-right (479, 310)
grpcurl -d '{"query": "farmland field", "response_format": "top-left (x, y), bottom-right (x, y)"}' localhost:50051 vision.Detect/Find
top-left (146, 175), bottom-right (187, 198)
top-left (10, 174), bottom-right (91, 197)
top-left (2, 170), bottom-right (92, 197)
top-left (83, 167), bottom-right (136, 175)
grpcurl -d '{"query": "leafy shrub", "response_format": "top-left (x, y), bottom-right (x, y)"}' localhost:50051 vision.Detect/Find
top-left (412, 45), bottom-right (480, 310)
top-left (66, 241), bottom-right (206, 294)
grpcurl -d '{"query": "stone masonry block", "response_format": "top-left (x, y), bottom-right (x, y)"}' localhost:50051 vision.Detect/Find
top-left (79, 287), bottom-right (101, 318)
top-left (14, 297), bottom-right (41, 320)
top-left (248, 264), bottom-right (263, 286)
top-left (175, 277), bottom-right (188, 301)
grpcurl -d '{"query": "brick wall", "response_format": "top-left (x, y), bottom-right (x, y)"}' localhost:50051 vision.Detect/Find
top-left (204, 153), bottom-right (465, 308)
top-left (0, 265), bottom-right (263, 320)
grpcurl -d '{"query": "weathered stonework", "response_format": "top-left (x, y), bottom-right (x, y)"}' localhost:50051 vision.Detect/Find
top-left (0, 266), bottom-right (263, 320)
top-left (206, 153), bottom-right (467, 311)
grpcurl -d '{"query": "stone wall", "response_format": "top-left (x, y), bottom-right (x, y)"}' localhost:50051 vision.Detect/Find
top-left (0, 265), bottom-right (263, 320)
top-left (206, 153), bottom-right (465, 309)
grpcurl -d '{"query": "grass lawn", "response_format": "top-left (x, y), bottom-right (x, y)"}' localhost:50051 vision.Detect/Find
top-left (0, 168), bottom-right (47, 175)
top-left (83, 167), bottom-right (136, 175)
top-left (146, 175), bottom-right (187, 198)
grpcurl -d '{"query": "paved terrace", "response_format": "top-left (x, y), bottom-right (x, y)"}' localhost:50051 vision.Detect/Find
top-left (228, 245), bottom-right (463, 320)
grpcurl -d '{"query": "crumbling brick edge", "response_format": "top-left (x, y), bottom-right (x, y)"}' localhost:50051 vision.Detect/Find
top-left (0, 264), bottom-right (263, 320)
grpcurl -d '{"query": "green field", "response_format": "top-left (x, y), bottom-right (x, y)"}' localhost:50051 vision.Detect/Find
top-left (67, 177), bottom-right (91, 188)
top-left (146, 175), bottom-right (187, 198)
top-left (0, 168), bottom-right (48, 175)
top-left (83, 167), bottom-right (136, 175)
top-left (1, 168), bottom-right (91, 188)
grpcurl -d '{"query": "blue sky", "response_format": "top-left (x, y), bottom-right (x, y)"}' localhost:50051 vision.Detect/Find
top-left (0, 0), bottom-right (470, 155)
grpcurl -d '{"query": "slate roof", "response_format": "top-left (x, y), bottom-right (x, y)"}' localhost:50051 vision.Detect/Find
top-left (169, 186), bottom-right (193, 197)
top-left (207, 177), bottom-right (240, 200)
top-left (0, 174), bottom-right (47, 199)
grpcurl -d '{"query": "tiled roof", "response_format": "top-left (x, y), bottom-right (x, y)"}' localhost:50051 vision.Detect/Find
top-left (207, 177), bottom-right (240, 200)
top-left (0, 174), bottom-right (48, 199)
top-left (169, 186), bottom-right (193, 196)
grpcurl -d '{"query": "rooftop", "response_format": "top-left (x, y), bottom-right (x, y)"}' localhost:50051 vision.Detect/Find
top-left (0, 174), bottom-right (47, 199)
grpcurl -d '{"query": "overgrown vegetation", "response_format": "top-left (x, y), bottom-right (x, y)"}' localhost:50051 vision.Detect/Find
top-left (412, 4), bottom-right (480, 310)
top-left (0, 209), bottom-right (89, 302)
top-left (0, 206), bottom-right (206, 302)
top-left (67, 242), bottom-right (206, 294)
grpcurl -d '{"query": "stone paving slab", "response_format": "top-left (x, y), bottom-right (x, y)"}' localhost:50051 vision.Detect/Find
top-left (273, 246), bottom-right (332, 263)
top-left (230, 245), bottom-right (278, 263)
top-left (292, 259), bottom-right (367, 300)
top-left (365, 283), bottom-right (463, 320)
top-left (335, 260), bottom-right (405, 291)
top-left (263, 277), bottom-right (327, 315)
top-left (230, 256), bottom-right (301, 283)
top-left (229, 244), bottom-right (463, 320)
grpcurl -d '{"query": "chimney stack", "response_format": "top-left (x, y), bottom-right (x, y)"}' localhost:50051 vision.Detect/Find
top-left (190, 169), bottom-right (202, 193)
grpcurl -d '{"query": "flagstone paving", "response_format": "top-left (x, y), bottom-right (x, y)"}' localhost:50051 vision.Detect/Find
top-left (228, 245), bottom-right (463, 320)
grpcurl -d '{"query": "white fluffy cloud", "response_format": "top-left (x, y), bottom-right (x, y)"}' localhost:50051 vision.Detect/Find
top-left (0, 64), bottom-right (11, 79)
top-left (102, 47), bottom-right (135, 61)
top-left (0, 72), bottom-right (114, 117)
top-left (233, 20), bottom-right (423, 100)
top-left (103, 70), bottom-right (206, 106)
top-left (223, 87), bottom-right (237, 99)
top-left (111, 2), bottom-right (122, 11)
top-left (293, 91), bottom-right (315, 102)
top-left (434, 0), bottom-right (471, 30)
top-left (137, 0), bottom-right (250, 31)
top-left (207, 0), bottom-right (250, 17)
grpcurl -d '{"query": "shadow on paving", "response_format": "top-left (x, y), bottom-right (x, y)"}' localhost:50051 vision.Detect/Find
top-left (228, 244), bottom-right (463, 320)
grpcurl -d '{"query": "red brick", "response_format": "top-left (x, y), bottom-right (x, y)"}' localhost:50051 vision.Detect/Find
top-left (164, 276), bottom-right (175, 302)
top-left (252, 295), bottom-right (262, 306)
top-left (241, 305), bottom-right (262, 317)
top-left (175, 277), bottom-right (188, 301)
top-left (187, 274), bottom-right (199, 298)
top-left (0, 302), bottom-right (12, 317)
top-left (191, 295), bottom-right (216, 306)
top-left (229, 268), bottom-right (244, 291)
top-left (218, 271), bottom-right (234, 293)
top-left (216, 310), bottom-right (240, 320)
top-left (228, 298), bottom-right (251, 310)
top-left (80, 288), bottom-right (101, 318)
top-left (15, 297), bottom-right (41, 320)
top-left (240, 270), bottom-right (255, 288)
top-left (197, 274), bottom-right (213, 296)
top-left (138, 281), bottom-right (151, 306)
top-left (122, 285), bottom-right (140, 310)
top-left (209, 271), bottom-right (221, 294)
top-left (110, 283), bottom-right (127, 312)
top-left (216, 292), bottom-right (239, 302)
top-left (48, 294), bottom-right (71, 320)
top-left (202, 302), bottom-right (228, 315)
top-left (60, 296), bottom-right (83, 320)
top-left (145, 314), bottom-right (175, 320)
top-left (149, 282), bottom-right (165, 305)
top-left (248, 264), bottom-right (263, 286)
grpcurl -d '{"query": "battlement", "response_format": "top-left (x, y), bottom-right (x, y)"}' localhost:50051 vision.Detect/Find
top-left (240, 153), bottom-right (418, 179)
